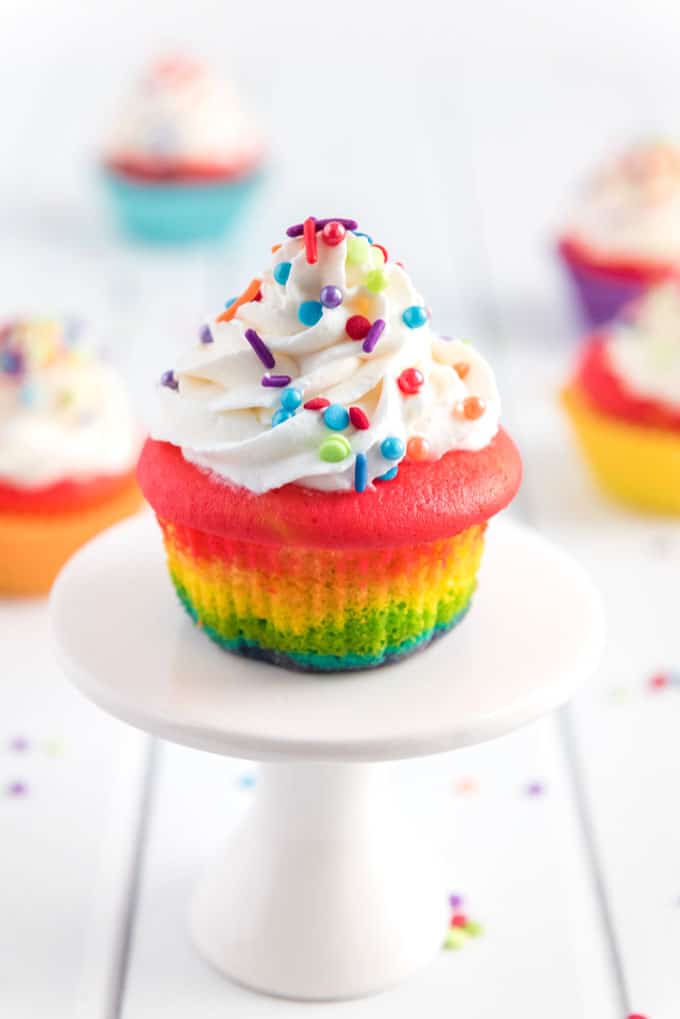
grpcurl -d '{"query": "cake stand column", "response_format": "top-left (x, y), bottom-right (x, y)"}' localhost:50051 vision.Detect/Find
top-left (190, 759), bottom-right (449, 1001)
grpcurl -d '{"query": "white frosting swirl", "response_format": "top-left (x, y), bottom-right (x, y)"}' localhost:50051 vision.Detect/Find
top-left (565, 141), bottom-right (680, 262)
top-left (104, 56), bottom-right (263, 171)
top-left (608, 283), bottom-right (680, 410)
top-left (0, 320), bottom-right (140, 489)
top-left (153, 224), bottom-right (501, 493)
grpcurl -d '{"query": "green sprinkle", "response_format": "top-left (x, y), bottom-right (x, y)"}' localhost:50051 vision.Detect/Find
top-left (464, 921), bottom-right (483, 938)
top-left (365, 268), bottom-right (389, 293)
top-left (443, 928), bottom-right (468, 951)
top-left (346, 234), bottom-right (372, 267)
top-left (320, 435), bottom-right (352, 463)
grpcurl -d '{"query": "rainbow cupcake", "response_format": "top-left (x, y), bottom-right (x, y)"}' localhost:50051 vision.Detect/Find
top-left (557, 141), bottom-right (680, 326)
top-left (102, 56), bottom-right (264, 245)
top-left (563, 282), bottom-right (680, 513)
top-left (138, 217), bottom-right (521, 671)
top-left (0, 319), bottom-right (143, 595)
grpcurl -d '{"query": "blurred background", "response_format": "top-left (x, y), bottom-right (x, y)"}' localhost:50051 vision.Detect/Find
top-left (2, 2), bottom-right (680, 1018)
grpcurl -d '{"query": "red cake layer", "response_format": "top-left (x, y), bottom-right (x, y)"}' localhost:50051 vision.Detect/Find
top-left (104, 153), bottom-right (262, 184)
top-left (138, 430), bottom-right (522, 549)
top-left (0, 468), bottom-right (140, 515)
top-left (576, 337), bottom-right (680, 432)
top-left (558, 235), bottom-right (677, 283)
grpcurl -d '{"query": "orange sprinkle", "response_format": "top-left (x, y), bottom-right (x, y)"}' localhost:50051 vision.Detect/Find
top-left (217, 278), bottom-right (262, 322)
top-left (406, 436), bottom-right (431, 461)
top-left (271, 243), bottom-right (282, 253)
top-left (453, 361), bottom-right (470, 380)
top-left (454, 396), bottom-right (486, 420)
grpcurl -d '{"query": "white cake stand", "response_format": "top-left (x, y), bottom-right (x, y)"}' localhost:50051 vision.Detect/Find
top-left (50, 513), bottom-right (604, 1002)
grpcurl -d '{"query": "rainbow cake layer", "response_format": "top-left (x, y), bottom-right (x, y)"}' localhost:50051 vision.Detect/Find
top-left (159, 517), bottom-right (486, 671)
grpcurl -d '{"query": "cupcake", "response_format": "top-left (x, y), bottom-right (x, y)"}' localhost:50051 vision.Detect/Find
top-left (557, 141), bottom-right (680, 326)
top-left (0, 319), bottom-right (143, 595)
top-left (102, 56), bottom-right (264, 244)
top-left (138, 216), bottom-right (522, 672)
top-left (562, 282), bottom-right (680, 513)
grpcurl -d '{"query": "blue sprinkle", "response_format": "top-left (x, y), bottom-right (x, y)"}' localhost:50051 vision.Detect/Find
top-left (380, 436), bottom-right (405, 460)
top-left (354, 452), bottom-right (368, 493)
top-left (225, 297), bottom-right (237, 309)
top-left (280, 386), bottom-right (302, 412)
top-left (273, 261), bottom-right (292, 286)
top-left (19, 382), bottom-right (37, 406)
top-left (323, 404), bottom-right (350, 431)
top-left (298, 300), bottom-right (323, 327)
top-left (272, 408), bottom-right (292, 427)
top-left (402, 306), bottom-right (428, 329)
top-left (376, 466), bottom-right (398, 482)
top-left (353, 231), bottom-right (374, 243)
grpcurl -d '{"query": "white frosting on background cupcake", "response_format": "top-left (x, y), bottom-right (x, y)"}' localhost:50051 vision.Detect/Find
top-left (608, 283), bottom-right (680, 410)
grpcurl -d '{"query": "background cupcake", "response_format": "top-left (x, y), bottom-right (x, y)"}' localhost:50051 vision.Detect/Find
top-left (557, 140), bottom-right (680, 326)
top-left (562, 281), bottom-right (680, 513)
top-left (138, 216), bottom-right (521, 672)
top-left (0, 318), bottom-right (143, 594)
top-left (102, 55), bottom-right (264, 244)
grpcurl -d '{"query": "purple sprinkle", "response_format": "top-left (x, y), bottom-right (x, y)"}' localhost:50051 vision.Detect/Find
top-left (526, 782), bottom-right (545, 797)
top-left (160, 370), bottom-right (178, 391)
top-left (262, 374), bottom-right (292, 388)
top-left (362, 318), bottom-right (385, 354)
top-left (245, 328), bottom-right (275, 370)
top-left (449, 894), bottom-right (463, 909)
top-left (199, 324), bottom-right (213, 344)
top-left (7, 781), bottom-right (26, 797)
top-left (9, 737), bottom-right (28, 753)
top-left (320, 285), bottom-right (343, 309)
top-left (286, 217), bottom-right (359, 237)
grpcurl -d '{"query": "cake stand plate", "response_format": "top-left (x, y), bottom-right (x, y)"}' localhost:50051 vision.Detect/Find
top-left (50, 514), bottom-right (604, 1001)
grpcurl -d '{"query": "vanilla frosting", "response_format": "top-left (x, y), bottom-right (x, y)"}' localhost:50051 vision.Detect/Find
top-left (607, 283), bottom-right (680, 410)
top-left (153, 219), bottom-right (501, 493)
top-left (104, 55), bottom-right (263, 171)
top-left (565, 141), bottom-right (680, 262)
top-left (0, 319), bottom-right (140, 489)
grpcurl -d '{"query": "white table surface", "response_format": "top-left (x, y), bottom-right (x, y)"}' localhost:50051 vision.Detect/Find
top-left (2, 3), bottom-right (679, 1016)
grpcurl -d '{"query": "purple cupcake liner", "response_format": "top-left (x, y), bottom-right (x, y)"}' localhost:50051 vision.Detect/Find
top-left (560, 257), bottom-right (647, 329)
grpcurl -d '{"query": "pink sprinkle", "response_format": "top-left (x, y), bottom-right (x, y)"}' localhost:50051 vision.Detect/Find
top-left (262, 374), bottom-right (291, 388)
top-left (349, 406), bottom-right (370, 430)
top-left (304, 397), bottom-right (330, 410)
top-left (362, 318), bottom-right (385, 354)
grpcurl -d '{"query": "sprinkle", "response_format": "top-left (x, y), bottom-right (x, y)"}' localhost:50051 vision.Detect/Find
top-left (304, 397), bottom-right (330, 410)
top-left (271, 244), bottom-right (282, 253)
top-left (160, 369), bottom-right (178, 390)
top-left (298, 300), bottom-right (323, 327)
top-left (9, 737), bottom-right (28, 752)
top-left (627, 1015), bottom-right (649, 1019)
top-left (262, 374), bottom-right (292, 388)
top-left (345, 315), bottom-right (371, 341)
top-left (320, 434), bottom-right (352, 462)
top-left (354, 452), bottom-right (368, 492)
top-left (320, 285), bottom-right (343, 308)
top-left (286, 217), bottom-right (358, 237)
top-left (648, 672), bottom-right (669, 691)
top-left (1, 350), bottom-right (23, 375)
top-left (321, 221), bottom-right (346, 246)
top-left (407, 436), bottom-right (431, 461)
top-left (380, 436), bottom-right (405, 460)
top-left (455, 395), bottom-right (486, 420)
top-left (346, 233), bottom-right (372, 267)
top-left (402, 306), bottom-right (428, 329)
top-left (526, 782), bottom-right (545, 797)
top-left (272, 408), bottom-right (292, 426)
top-left (449, 894), bottom-right (464, 909)
top-left (224, 297), bottom-right (236, 309)
top-left (451, 913), bottom-right (468, 928)
top-left (454, 361), bottom-right (470, 379)
top-left (199, 324), bottom-right (213, 344)
top-left (349, 406), bottom-right (370, 430)
top-left (398, 368), bottom-right (424, 395)
top-left (455, 777), bottom-right (479, 794)
top-left (362, 318), bottom-right (385, 353)
top-left (280, 386), bottom-right (302, 412)
top-left (323, 404), bottom-right (350, 430)
top-left (464, 921), bottom-right (484, 938)
top-left (273, 261), bottom-right (292, 285)
top-left (303, 217), bottom-right (318, 264)
top-left (365, 268), bottom-right (389, 293)
top-left (238, 772), bottom-right (257, 788)
top-left (19, 383), bottom-right (37, 406)
top-left (6, 781), bottom-right (27, 797)
top-left (376, 465), bottom-right (398, 482)
top-left (217, 278), bottom-right (262, 322)
top-left (245, 328), bottom-right (275, 370)
top-left (353, 231), bottom-right (374, 243)
top-left (373, 243), bottom-right (388, 262)
top-left (443, 928), bottom-right (467, 951)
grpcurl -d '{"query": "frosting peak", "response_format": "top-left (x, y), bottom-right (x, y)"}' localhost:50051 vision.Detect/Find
top-left (0, 319), bottom-right (140, 489)
top-left (152, 218), bottom-right (501, 493)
